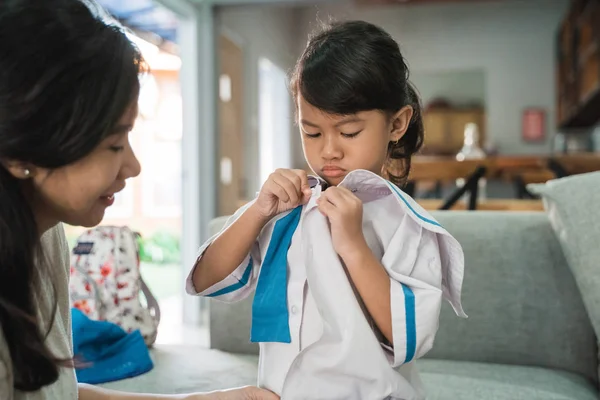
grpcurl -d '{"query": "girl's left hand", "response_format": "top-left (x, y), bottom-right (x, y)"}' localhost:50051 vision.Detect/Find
top-left (317, 186), bottom-right (367, 261)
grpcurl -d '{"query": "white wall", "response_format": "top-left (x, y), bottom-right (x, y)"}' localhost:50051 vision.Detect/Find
top-left (410, 69), bottom-right (485, 109)
top-left (216, 4), bottom-right (302, 196)
top-left (296, 0), bottom-right (569, 154)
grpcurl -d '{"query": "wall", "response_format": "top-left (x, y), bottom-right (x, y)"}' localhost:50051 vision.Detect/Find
top-left (296, 0), bottom-right (570, 154)
top-left (216, 4), bottom-right (303, 197)
top-left (410, 69), bottom-right (485, 109)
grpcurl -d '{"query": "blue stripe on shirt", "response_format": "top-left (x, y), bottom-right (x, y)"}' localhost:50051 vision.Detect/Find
top-left (402, 284), bottom-right (417, 363)
top-left (206, 258), bottom-right (253, 297)
top-left (387, 182), bottom-right (442, 228)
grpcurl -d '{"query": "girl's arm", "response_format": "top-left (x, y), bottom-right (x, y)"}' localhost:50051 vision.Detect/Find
top-left (316, 186), bottom-right (395, 343)
top-left (340, 246), bottom-right (394, 344)
top-left (191, 203), bottom-right (268, 293)
top-left (191, 169), bottom-right (311, 294)
top-left (317, 186), bottom-right (448, 367)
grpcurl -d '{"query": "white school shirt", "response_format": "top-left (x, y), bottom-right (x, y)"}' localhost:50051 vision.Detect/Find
top-left (186, 169), bottom-right (466, 400)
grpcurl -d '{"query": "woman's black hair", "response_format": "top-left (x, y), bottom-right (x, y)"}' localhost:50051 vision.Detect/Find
top-left (290, 20), bottom-right (424, 186)
top-left (0, 0), bottom-right (144, 391)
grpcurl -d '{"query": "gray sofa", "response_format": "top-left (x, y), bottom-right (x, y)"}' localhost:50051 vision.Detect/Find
top-left (207, 211), bottom-right (598, 400)
top-left (103, 211), bottom-right (599, 399)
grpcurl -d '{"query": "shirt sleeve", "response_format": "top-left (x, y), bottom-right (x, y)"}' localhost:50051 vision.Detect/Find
top-left (380, 213), bottom-right (448, 367)
top-left (185, 201), bottom-right (262, 303)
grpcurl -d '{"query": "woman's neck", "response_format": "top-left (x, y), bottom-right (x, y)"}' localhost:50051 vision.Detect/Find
top-left (21, 183), bottom-right (58, 236)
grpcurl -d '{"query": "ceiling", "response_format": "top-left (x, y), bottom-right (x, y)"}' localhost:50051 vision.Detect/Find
top-left (96, 0), bottom-right (179, 43)
top-left (95, 0), bottom-right (499, 44)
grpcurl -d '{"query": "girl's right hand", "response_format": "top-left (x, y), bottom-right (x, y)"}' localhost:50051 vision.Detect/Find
top-left (253, 169), bottom-right (312, 220)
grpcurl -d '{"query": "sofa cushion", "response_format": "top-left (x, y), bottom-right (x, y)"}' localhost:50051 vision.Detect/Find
top-left (100, 346), bottom-right (597, 400)
top-left (425, 212), bottom-right (597, 383)
top-left (529, 171), bottom-right (600, 383)
top-left (419, 359), bottom-right (598, 400)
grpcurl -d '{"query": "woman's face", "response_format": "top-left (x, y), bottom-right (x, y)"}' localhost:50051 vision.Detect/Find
top-left (26, 102), bottom-right (141, 230)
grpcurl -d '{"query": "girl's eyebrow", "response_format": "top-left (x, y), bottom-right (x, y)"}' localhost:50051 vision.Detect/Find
top-left (300, 119), bottom-right (319, 128)
top-left (301, 116), bottom-right (363, 129)
top-left (333, 116), bottom-right (363, 127)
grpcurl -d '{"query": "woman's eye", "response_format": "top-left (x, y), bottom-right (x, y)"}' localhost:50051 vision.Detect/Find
top-left (341, 131), bottom-right (361, 138)
top-left (110, 146), bottom-right (125, 152)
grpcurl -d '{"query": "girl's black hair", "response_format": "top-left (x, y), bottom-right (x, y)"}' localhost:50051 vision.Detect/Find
top-left (0, 0), bottom-right (144, 391)
top-left (291, 20), bottom-right (424, 186)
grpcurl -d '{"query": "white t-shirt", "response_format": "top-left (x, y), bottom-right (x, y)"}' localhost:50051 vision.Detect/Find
top-left (0, 224), bottom-right (78, 400)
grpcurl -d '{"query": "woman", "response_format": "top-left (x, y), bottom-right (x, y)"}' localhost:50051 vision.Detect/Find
top-left (0, 1), bottom-right (276, 399)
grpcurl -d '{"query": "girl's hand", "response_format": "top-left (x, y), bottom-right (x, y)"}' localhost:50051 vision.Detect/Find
top-left (253, 169), bottom-right (312, 221)
top-left (317, 186), bottom-right (367, 261)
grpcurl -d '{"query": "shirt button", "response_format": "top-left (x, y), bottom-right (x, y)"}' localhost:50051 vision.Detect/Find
top-left (291, 305), bottom-right (299, 314)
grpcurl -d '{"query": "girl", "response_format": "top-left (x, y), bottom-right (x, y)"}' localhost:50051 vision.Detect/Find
top-left (188, 21), bottom-right (466, 399)
top-left (0, 1), bottom-right (277, 399)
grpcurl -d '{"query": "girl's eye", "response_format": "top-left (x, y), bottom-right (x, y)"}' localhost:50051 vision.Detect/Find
top-left (304, 132), bottom-right (321, 138)
top-left (341, 131), bottom-right (361, 138)
top-left (110, 146), bottom-right (125, 152)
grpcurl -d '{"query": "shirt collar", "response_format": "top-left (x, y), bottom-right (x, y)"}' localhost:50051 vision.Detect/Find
top-left (306, 170), bottom-right (393, 210)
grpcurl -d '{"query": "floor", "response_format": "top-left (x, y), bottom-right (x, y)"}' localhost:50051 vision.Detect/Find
top-left (155, 295), bottom-right (209, 347)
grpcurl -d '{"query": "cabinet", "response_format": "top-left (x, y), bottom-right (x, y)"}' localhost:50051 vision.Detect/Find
top-left (556, 0), bottom-right (600, 129)
top-left (422, 108), bottom-right (485, 155)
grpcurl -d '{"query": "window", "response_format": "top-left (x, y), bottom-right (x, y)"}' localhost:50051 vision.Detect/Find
top-left (141, 82), bottom-right (183, 218)
top-left (258, 57), bottom-right (292, 186)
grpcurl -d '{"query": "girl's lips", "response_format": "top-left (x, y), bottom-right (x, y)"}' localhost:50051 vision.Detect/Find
top-left (321, 167), bottom-right (346, 177)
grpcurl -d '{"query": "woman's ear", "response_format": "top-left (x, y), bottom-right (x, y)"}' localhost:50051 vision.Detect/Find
top-left (1, 159), bottom-right (36, 179)
top-left (390, 105), bottom-right (414, 143)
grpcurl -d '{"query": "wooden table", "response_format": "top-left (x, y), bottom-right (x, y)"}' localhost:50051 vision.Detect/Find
top-left (404, 153), bottom-right (600, 209)
top-left (409, 153), bottom-right (600, 183)
top-left (417, 199), bottom-right (545, 212)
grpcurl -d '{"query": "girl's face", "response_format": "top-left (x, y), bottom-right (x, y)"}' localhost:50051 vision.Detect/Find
top-left (297, 95), bottom-right (413, 186)
top-left (11, 101), bottom-right (141, 232)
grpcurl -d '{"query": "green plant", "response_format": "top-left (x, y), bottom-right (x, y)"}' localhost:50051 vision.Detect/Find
top-left (137, 230), bottom-right (180, 265)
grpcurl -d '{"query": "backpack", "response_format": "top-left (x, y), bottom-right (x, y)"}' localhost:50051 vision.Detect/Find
top-left (69, 226), bottom-right (161, 346)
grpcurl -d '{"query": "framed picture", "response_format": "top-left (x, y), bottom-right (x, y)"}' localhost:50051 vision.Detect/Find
top-left (522, 108), bottom-right (546, 142)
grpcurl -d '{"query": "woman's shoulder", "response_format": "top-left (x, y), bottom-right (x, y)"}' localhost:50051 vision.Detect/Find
top-left (38, 224), bottom-right (73, 341)
top-left (41, 223), bottom-right (69, 254)
top-left (40, 224), bottom-right (70, 272)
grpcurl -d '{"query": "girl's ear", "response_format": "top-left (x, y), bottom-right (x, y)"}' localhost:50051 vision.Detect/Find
top-left (390, 105), bottom-right (414, 143)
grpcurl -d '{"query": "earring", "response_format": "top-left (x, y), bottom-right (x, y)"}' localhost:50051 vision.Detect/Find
top-left (23, 168), bottom-right (30, 177)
